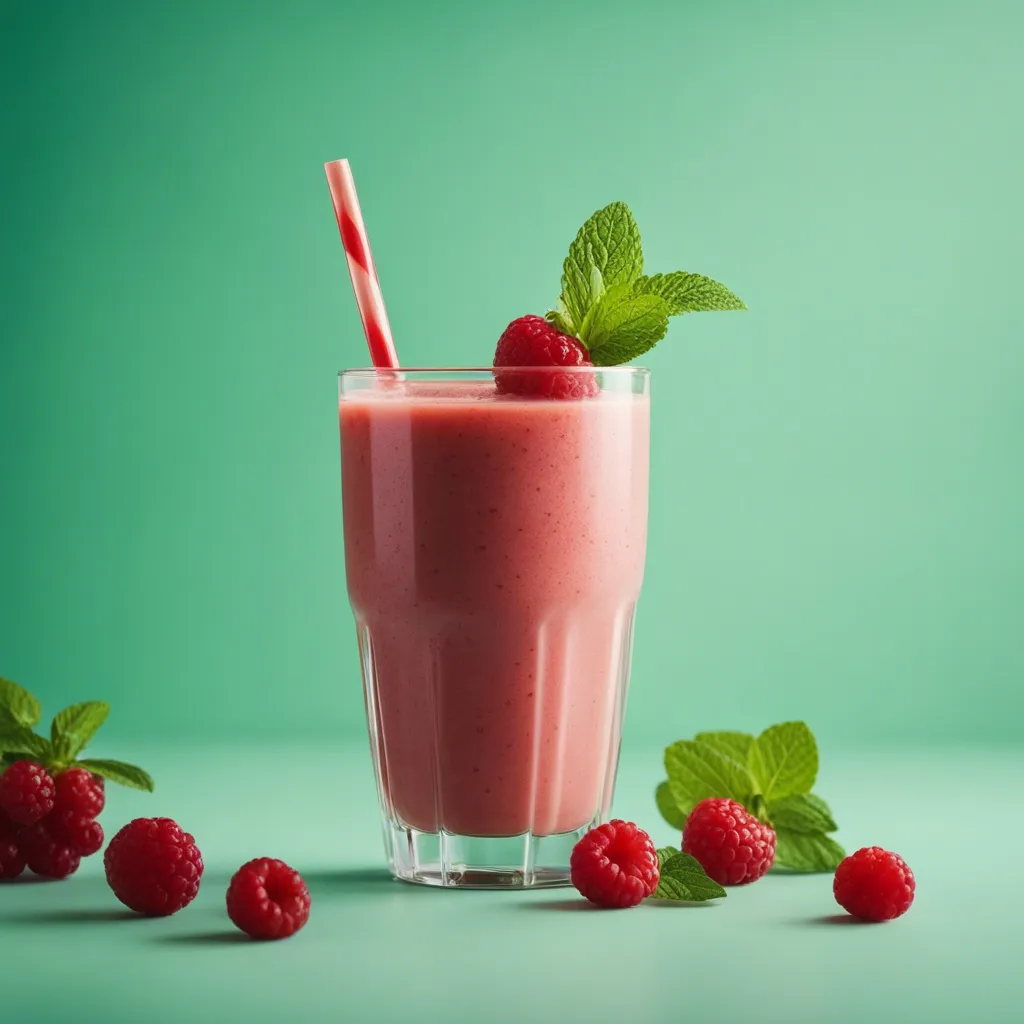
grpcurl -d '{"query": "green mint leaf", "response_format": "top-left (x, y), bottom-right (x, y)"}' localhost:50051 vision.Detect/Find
top-left (748, 721), bottom-right (818, 801)
top-left (51, 701), bottom-right (109, 761)
top-left (544, 308), bottom-right (575, 336)
top-left (586, 292), bottom-right (670, 365)
top-left (768, 793), bottom-right (838, 834)
top-left (655, 780), bottom-right (688, 830)
top-left (0, 724), bottom-right (50, 761)
top-left (694, 731), bottom-right (755, 764)
top-left (0, 677), bottom-right (42, 729)
top-left (576, 281), bottom-right (630, 347)
top-left (559, 202), bottom-right (643, 329)
top-left (2, 751), bottom-right (41, 767)
top-left (652, 852), bottom-right (727, 902)
top-left (75, 759), bottom-right (154, 792)
top-left (635, 272), bottom-right (746, 315)
top-left (665, 739), bottom-right (756, 814)
top-left (774, 828), bottom-right (845, 873)
top-left (656, 845), bottom-right (681, 870)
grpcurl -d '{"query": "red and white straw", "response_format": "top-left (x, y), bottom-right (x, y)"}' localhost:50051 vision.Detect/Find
top-left (324, 159), bottom-right (399, 368)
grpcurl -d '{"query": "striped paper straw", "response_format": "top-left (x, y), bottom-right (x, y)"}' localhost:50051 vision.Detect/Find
top-left (324, 159), bottom-right (399, 368)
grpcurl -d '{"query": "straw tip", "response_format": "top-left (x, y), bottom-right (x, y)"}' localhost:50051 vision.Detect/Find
top-left (324, 158), bottom-right (350, 170)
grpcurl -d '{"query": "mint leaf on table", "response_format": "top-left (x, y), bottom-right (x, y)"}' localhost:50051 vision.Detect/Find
top-left (559, 202), bottom-right (644, 330)
top-left (656, 845), bottom-right (681, 869)
top-left (657, 720), bottom-right (845, 874)
top-left (775, 829), bottom-right (845, 872)
top-left (769, 793), bottom-right (838, 834)
top-left (655, 780), bottom-right (688, 830)
top-left (694, 730), bottom-right (756, 764)
top-left (0, 677), bottom-right (43, 729)
top-left (748, 721), bottom-right (818, 802)
top-left (635, 272), bottom-right (747, 315)
top-left (665, 739), bottom-right (756, 816)
top-left (51, 701), bottom-right (110, 762)
top-left (76, 759), bottom-right (155, 792)
top-left (651, 852), bottom-right (727, 902)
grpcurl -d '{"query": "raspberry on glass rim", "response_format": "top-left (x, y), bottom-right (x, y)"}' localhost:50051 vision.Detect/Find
top-left (493, 315), bottom-right (599, 399)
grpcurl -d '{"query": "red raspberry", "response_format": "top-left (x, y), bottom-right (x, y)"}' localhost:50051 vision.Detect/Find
top-left (226, 858), bottom-right (312, 940)
top-left (54, 768), bottom-right (105, 819)
top-left (0, 837), bottom-right (25, 879)
top-left (570, 819), bottom-right (660, 908)
top-left (0, 810), bottom-right (26, 880)
top-left (20, 820), bottom-right (81, 879)
top-left (682, 797), bottom-right (776, 886)
top-left (0, 760), bottom-right (56, 825)
top-left (833, 846), bottom-right (915, 922)
top-left (104, 817), bottom-right (204, 916)
top-left (493, 315), bottom-right (599, 399)
top-left (50, 809), bottom-right (104, 856)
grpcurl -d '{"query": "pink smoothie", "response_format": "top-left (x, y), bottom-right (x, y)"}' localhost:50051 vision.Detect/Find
top-left (340, 379), bottom-right (649, 837)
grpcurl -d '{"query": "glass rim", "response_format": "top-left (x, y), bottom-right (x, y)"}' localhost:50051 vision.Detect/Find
top-left (339, 366), bottom-right (650, 377)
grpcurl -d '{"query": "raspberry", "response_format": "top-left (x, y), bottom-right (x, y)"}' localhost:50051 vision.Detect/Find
top-left (0, 837), bottom-right (25, 879)
top-left (570, 819), bottom-right (660, 908)
top-left (104, 817), bottom-right (204, 916)
top-left (50, 809), bottom-right (104, 856)
top-left (54, 768), bottom-right (105, 819)
top-left (226, 858), bottom-right (312, 940)
top-left (0, 810), bottom-right (25, 880)
top-left (0, 761), bottom-right (56, 825)
top-left (20, 820), bottom-right (81, 879)
top-left (833, 846), bottom-right (915, 922)
top-left (0, 809), bottom-right (16, 838)
top-left (682, 797), bottom-right (776, 886)
top-left (493, 315), bottom-right (599, 399)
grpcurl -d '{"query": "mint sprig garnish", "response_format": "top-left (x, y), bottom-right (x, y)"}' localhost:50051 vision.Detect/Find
top-left (651, 847), bottom-right (727, 902)
top-left (635, 272), bottom-right (746, 315)
top-left (545, 202), bottom-right (745, 364)
top-left (656, 720), bottom-right (845, 873)
top-left (560, 202), bottom-right (644, 331)
top-left (0, 676), bottom-right (154, 791)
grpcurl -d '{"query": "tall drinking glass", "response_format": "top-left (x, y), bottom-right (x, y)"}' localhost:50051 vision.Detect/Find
top-left (339, 367), bottom-right (650, 887)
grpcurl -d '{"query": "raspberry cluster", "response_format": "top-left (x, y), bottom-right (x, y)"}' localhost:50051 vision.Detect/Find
top-left (0, 763), bottom-right (105, 879)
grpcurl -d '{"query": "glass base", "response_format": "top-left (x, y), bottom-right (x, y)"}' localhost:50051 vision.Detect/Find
top-left (382, 818), bottom-right (598, 889)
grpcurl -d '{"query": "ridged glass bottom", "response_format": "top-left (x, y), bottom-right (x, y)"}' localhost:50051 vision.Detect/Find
top-left (382, 818), bottom-right (600, 889)
top-left (355, 601), bottom-right (638, 889)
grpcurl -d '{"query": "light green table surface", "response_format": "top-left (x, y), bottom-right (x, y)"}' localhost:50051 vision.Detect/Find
top-left (2, 742), bottom-right (1020, 1023)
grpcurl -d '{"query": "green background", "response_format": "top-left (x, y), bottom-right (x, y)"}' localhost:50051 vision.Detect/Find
top-left (2, 2), bottom-right (1023, 1021)
top-left (3, 1), bottom-right (1023, 748)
